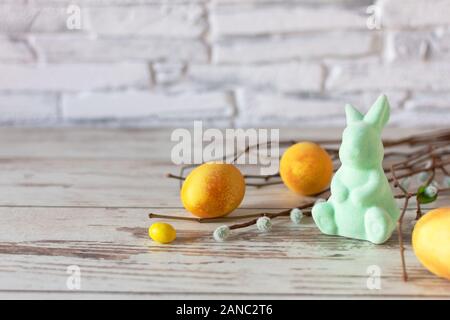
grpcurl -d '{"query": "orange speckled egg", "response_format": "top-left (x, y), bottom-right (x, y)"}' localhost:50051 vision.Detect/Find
top-left (181, 163), bottom-right (245, 218)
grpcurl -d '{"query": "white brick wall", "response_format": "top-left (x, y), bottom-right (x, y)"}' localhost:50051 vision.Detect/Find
top-left (0, 36), bottom-right (33, 63)
top-left (213, 32), bottom-right (376, 63)
top-left (326, 59), bottom-right (450, 91)
top-left (0, 94), bottom-right (58, 124)
top-left (235, 90), bottom-right (409, 127)
top-left (62, 91), bottom-right (234, 120)
top-left (0, 63), bottom-right (150, 91)
top-left (0, 4), bottom-right (69, 33)
top-left (33, 35), bottom-right (208, 63)
top-left (379, 0), bottom-right (450, 28)
top-left (0, 0), bottom-right (449, 127)
top-left (385, 28), bottom-right (450, 62)
top-left (84, 5), bottom-right (206, 38)
top-left (187, 62), bottom-right (323, 92)
top-left (210, 3), bottom-right (368, 36)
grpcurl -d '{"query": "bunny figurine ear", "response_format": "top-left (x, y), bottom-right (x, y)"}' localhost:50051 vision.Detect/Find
top-left (364, 95), bottom-right (390, 131)
top-left (345, 104), bottom-right (364, 124)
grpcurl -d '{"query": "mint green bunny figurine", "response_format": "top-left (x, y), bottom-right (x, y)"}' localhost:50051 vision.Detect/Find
top-left (312, 95), bottom-right (400, 244)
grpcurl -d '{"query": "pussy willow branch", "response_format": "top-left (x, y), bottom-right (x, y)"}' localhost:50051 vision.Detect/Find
top-left (224, 164), bottom-right (449, 233)
top-left (169, 153), bottom-right (409, 189)
top-left (391, 161), bottom-right (414, 282)
top-left (163, 130), bottom-right (450, 227)
top-left (168, 129), bottom-right (450, 189)
top-left (155, 129), bottom-right (450, 281)
top-left (390, 145), bottom-right (450, 281)
top-left (159, 153), bottom-right (450, 232)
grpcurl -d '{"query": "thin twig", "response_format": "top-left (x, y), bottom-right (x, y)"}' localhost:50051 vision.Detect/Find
top-left (159, 129), bottom-right (450, 282)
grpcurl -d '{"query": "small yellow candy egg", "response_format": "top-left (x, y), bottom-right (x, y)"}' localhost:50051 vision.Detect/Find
top-left (149, 222), bottom-right (176, 244)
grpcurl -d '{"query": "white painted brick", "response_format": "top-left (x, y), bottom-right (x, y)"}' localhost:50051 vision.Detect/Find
top-left (384, 31), bottom-right (431, 62)
top-left (153, 62), bottom-right (187, 85)
top-left (211, 3), bottom-right (367, 37)
top-left (385, 28), bottom-right (450, 62)
top-left (390, 110), bottom-right (450, 127)
top-left (0, 4), bottom-right (205, 36)
top-left (314, 91), bottom-right (408, 112)
top-left (342, 91), bottom-right (408, 110)
top-left (238, 90), bottom-right (407, 121)
top-left (404, 93), bottom-right (450, 111)
top-left (0, 63), bottom-right (150, 91)
top-left (214, 32), bottom-right (375, 63)
top-left (237, 92), bottom-right (344, 120)
top-left (236, 90), bottom-right (406, 126)
top-left (14, 0), bottom-right (356, 4)
top-left (0, 93), bottom-right (58, 123)
top-left (85, 5), bottom-right (205, 38)
top-left (379, 0), bottom-right (450, 28)
top-left (0, 5), bottom-right (77, 33)
top-left (326, 58), bottom-right (450, 91)
top-left (213, 0), bottom-right (373, 4)
top-left (62, 91), bottom-right (234, 120)
top-left (188, 62), bottom-right (323, 92)
top-left (32, 0), bottom-right (207, 4)
top-left (124, 118), bottom-right (234, 128)
top-left (34, 35), bottom-right (208, 63)
top-left (0, 36), bottom-right (33, 62)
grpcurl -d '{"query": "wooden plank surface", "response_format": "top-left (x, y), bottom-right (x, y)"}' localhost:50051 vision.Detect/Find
top-left (0, 127), bottom-right (449, 299)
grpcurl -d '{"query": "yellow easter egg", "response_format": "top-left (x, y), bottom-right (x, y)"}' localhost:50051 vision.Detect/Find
top-left (181, 163), bottom-right (245, 218)
top-left (412, 207), bottom-right (450, 280)
top-left (280, 142), bottom-right (333, 196)
top-left (149, 222), bottom-right (176, 244)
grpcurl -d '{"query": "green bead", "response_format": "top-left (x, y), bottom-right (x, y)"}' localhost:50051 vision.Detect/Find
top-left (417, 185), bottom-right (438, 204)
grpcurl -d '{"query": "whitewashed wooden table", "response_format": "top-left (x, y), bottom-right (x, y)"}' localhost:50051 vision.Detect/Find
top-left (0, 128), bottom-right (449, 299)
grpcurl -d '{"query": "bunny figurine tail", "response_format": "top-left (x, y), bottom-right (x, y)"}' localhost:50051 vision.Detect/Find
top-left (312, 95), bottom-right (400, 244)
